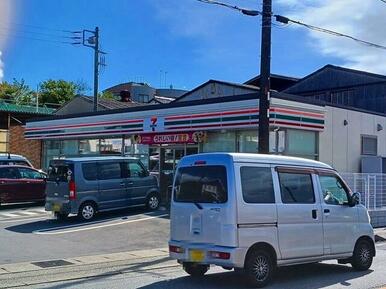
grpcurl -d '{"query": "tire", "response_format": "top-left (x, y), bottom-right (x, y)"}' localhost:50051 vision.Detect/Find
top-left (183, 262), bottom-right (209, 277)
top-left (55, 212), bottom-right (69, 221)
top-left (245, 249), bottom-right (275, 288)
top-left (78, 202), bottom-right (97, 221)
top-left (146, 193), bottom-right (160, 211)
top-left (351, 240), bottom-right (373, 271)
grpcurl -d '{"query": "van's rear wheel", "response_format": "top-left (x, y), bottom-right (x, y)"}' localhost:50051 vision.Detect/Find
top-left (245, 249), bottom-right (275, 288)
top-left (78, 202), bottom-right (96, 221)
top-left (183, 262), bottom-right (208, 277)
top-left (351, 239), bottom-right (373, 271)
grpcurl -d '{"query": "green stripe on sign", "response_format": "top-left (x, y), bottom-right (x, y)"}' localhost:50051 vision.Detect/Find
top-left (274, 114), bottom-right (324, 124)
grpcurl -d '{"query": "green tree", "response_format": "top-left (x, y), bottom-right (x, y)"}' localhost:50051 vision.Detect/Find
top-left (99, 91), bottom-right (115, 99)
top-left (0, 79), bottom-right (34, 104)
top-left (38, 79), bottom-right (88, 105)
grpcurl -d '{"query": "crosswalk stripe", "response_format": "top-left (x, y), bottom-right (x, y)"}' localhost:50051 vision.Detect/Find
top-left (19, 211), bottom-right (39, 216)
top-left (0, 212), bottom-right (22, 218)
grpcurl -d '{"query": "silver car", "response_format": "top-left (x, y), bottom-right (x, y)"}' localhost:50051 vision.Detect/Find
top-left (45, 156), bottom-right (160, 221)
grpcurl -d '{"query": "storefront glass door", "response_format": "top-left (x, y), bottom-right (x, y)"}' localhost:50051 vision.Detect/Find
top-left (149, 145), bottom-right (198, 201)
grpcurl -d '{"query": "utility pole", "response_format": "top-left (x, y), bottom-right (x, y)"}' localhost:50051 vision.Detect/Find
top-left (258, 0), bottom-right (272, 154)
top-left (93, 27), bottom-right (99, 112)
top-left (80, 27), bottom-right (104, 112)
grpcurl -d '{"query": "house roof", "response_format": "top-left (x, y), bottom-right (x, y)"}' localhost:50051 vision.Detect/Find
top-left (244, 73), bottom-right (300, 91)
top-left (173, 79), bottom-right (259, 102)
top-left (285, 64), bottom-right (386, 94)
top-left (0, 101), bottom-right (55, 115)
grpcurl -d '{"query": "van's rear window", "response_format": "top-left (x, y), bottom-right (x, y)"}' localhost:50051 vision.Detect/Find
top-left (48, 162), bottom-right (73, 182)
top-left (174, 166), bottom-right (228, 203)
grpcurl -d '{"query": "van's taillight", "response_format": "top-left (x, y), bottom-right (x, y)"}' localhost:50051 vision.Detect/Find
top-left (69, 180), bottom-right (76, 200)
top-left (169, 245), bottom-right (185, 254)
top-left (194, 160), bottom-right (206, 165)
top-left (209, 251), bottom-right (230, 260)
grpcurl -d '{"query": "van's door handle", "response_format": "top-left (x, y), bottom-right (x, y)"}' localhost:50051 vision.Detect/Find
top-left (324, 209), bottom-right (330, 214)
top-left (312, 209), bottom-right (317, 219)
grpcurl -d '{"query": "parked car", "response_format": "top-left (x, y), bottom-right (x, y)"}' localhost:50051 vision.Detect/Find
top-left (0, 165), bottom-right (46, 206)
top-left (169, 153), bottom-right (375, 288)
top-left (45, 156), bottom-right (160, 221)
top-left (0, 154), bottom-right (33, 167)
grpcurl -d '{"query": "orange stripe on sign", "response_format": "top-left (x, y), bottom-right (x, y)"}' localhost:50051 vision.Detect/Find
top-left (271, 107), bottom-right (324, 118)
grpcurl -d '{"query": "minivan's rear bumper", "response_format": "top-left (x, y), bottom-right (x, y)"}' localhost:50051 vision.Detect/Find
top-left (169, 240), bottom-right (245, 268)
top-left (45, 198), bottom-right (78, 215)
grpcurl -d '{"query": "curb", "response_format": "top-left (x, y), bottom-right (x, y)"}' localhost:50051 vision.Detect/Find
top-left (0, 247), bottom-right (169, 275)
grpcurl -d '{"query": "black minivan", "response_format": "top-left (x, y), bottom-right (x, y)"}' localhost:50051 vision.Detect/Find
top-left (45, 156), bottom-right (160, 221)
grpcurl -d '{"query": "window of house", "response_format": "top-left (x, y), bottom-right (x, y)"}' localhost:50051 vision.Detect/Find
top-left (0, 130), bottom-right (9, 153)
top-left (361, 135), bottom-right (377, 156)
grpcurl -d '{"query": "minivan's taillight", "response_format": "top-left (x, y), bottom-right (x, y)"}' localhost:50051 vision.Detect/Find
top-left (69, 180), bottom-right (76, 200)
top-left (169, 245), bottom-right (185, 254)
top-left (208, 251), bottom-right (230, 260)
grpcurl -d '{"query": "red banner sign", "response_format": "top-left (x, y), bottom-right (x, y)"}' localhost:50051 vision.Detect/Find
top-left (134, 131), bottom-right (206, 145)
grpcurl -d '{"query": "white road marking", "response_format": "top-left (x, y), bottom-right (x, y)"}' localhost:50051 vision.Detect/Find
top-left (0, 216), bottom-right (49, 223)
top-left (33, 214), bottom-right (169, 235)
top-left (0, 212), bottom-right (22, 218)
top-left (18, 211), bottom-right (39, 216)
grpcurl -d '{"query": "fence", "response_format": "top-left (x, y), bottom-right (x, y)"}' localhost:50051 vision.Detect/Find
top-left (341, 173), bottom-right (386, 211)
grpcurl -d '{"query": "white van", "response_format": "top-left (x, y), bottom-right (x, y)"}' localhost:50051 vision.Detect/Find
top-left (169, 153), bottom-right (375, 287)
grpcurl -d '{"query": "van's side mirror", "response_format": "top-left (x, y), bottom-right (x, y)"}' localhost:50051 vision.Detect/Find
top-left (349, 192), bottom-right (361, 207)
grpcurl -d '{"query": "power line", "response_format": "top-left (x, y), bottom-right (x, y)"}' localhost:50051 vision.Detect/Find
top-left (274, 15), bottom-right (386, 51)
top-left (196, 0), bottom-right (386, 51)
top-left (0, 20), bottom-right (75, 33)
top-left (0, 32), bottom-right (76, 46)
top-left (0, 25), bottom-right (75, 40)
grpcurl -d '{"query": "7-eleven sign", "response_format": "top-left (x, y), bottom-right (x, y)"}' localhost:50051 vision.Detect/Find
top-left (143, 116), bottom-right (165, 132)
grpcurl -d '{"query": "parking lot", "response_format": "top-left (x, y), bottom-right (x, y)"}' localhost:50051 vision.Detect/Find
top-left (0, 203), bottom-right (169, 265)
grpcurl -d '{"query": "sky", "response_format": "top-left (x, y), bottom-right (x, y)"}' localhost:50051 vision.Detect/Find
top-left (0, 0), bottom-right (386, 94)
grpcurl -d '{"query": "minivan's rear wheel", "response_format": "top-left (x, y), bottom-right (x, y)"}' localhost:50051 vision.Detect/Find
top-left (146, 193), bottom-right (160, 210)
top-left (183, 262), bottom-right (209, 277)
top-left (245, 249), bottom-right (275, 288)
top-left (79, 202), bottom-right (96, 221)
top-left (351, 239), bottom-right (373, 271)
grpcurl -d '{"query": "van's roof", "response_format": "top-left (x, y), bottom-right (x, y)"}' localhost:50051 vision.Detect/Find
top-left (51, 156), bottom-right (138, 162)
top-left (184, 153), bottom-right (333, 170)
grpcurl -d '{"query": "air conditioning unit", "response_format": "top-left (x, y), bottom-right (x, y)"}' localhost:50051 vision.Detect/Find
top-left (361, 156), bottom-right (384, 173)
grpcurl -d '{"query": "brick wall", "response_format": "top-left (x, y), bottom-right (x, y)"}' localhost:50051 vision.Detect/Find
top-left (9, 125), bottom-right (42, 168)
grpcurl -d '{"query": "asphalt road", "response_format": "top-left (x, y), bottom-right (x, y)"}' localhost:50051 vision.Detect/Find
top-left (0, 203), bottom-right (169, 264)
top-left (2, 242), bottom-right (386, 289)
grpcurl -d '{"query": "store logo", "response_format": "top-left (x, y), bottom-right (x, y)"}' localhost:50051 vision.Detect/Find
top-left (150, 117), bottom-right (157, 132)
top-left (143, 116), bottom-right (164, 132)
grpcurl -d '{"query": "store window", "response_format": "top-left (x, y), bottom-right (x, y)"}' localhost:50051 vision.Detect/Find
top-left (286, 129), bottom-right (318, 160)
top-left (124, 138), bottom-right (149, 169)
top-left (238, 130), bottom-right (258, 153)
top-left (361, 135), bottom-right (377, 156)
top-left (62, 140), bottom-right (79, 156)
top-left (0, 130), bottom-right (9, 153)
top-left (99, 138), bottom-right (122, 155)
top-left (79, 139), bottom-right (99, 155)
top-left (203, 131), bottom-right (236, 152)
top-left (43, 140), bottom-right (61, 169)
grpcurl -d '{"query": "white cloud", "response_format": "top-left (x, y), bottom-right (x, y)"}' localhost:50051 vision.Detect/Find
top-left (277, 0), bottom-right (386, 74)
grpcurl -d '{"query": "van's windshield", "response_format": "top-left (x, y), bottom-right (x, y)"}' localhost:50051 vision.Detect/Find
top-left (48, 162), bottom-right (74, 182)
top-left (174, 165), bottom-right (228, 203)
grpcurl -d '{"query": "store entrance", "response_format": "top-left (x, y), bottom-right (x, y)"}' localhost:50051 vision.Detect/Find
top-left (149, 145), bottom-right (198, 202)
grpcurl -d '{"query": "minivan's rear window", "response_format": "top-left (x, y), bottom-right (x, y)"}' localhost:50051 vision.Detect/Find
top-left (48, 162), bottom-right (73, 182)
top-left (174, 165), bottom-right (228, 203)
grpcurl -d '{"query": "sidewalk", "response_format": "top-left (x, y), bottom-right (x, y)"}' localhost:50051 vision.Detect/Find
top-left (375, 227), bottom-right (386, 242)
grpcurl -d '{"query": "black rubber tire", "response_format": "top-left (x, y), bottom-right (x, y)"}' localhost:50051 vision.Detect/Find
top-left (245, 249), bottom-right (275, 288)
top-left (78, 202), bottom-right (97, 221)
top-left (146, 193), bottom-right (160, 211)
top-left (55, 212), bottom-right (69, 221)
top-left (183, 262), bottom-right (209, 277)
top-left (351, 240), bottom-right (373, 271)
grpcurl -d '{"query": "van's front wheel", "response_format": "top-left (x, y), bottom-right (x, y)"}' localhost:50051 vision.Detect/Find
top-left (245, 249), bottom-right (275, 288)
top-left (183, 262), bottom-right (208, 277)
top-left (146, 193), bottom-right (160, 211)
top-left (351, 240), bottom-right (373, 271)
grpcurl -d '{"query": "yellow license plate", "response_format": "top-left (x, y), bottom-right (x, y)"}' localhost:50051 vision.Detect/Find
top-left (52, 204), bottom-right (61, 212)
top-left (190, 250), bottom-right (205, 262)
